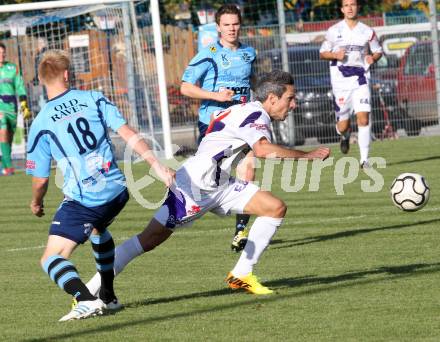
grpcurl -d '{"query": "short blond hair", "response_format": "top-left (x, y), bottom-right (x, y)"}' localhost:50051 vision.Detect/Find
top-left (38, 49), bottom-right (70, 84)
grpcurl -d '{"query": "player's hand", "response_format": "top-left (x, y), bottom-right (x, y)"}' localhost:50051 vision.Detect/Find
top-left (215, 89), bottom-right (234, 102)
top-left (364, 55), bottom-right (374, 66)
top-left (334, 49), bottom-right (345, 61)
top-left (20, 101), bottom-right (32, 120)
top-left (151, 162), bottom-right (175, 187)
top-left (30, 200), bottom-right (45, 217)
top-left (306, 147), bottom-right (331, 160)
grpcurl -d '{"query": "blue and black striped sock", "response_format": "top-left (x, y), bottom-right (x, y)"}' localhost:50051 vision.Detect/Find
top-left (89, 230), bottom-right (115, 303)
top-left (42, 255), bottom-right (95, 301)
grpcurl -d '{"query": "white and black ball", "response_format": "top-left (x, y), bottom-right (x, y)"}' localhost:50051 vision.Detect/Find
top-left (390, 173), bottom-right (430, 211)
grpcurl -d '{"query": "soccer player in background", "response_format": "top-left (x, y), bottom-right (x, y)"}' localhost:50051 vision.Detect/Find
top-left (0, 42), bottom-right (32, 175)
top-left (319, 0), bottom-right (382, 168)
top-left (181, 4), bottom-right (256, 252)
top-left (26, 50), bottom-right (174, 321)
top-left (85, 70), bottom-right (330, 296)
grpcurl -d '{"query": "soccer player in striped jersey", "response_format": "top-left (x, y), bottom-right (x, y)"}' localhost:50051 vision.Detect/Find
top-left (85, 70), bottom-right (330, 296)
top-left (319, 0), bottom-right (382, 168)
top-left (26, 50), bottom-right (174, 321)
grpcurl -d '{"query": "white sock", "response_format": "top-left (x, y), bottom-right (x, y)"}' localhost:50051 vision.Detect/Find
top-left (86, 235), bottom-right (144, 296)
top-left (358, 125), bottom-right (370, 163)
top-left (231, 216), bottom-right (283, 277)
top-left (114, 235), bottom-right (144, 275)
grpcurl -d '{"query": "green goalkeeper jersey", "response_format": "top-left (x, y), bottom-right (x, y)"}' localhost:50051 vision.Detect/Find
top-left (0, 61), bottom-right (27, 115)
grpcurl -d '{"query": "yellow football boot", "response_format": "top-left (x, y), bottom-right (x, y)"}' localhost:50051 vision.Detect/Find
top-left (225, 272), bottom-right (273, 295)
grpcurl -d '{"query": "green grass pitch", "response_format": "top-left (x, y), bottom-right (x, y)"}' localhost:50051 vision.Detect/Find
top-left (1, 136), bottom-right (439, 341)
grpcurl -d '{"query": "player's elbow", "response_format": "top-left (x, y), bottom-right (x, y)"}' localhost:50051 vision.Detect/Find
top-left (180, 82), bottom-right (190, 97)
top-left (252, 140), bottom-right (271, 158)
top-left (252, 143), bottom-right (266, 158)
top-left (117, 124), bottom-right (137, 143)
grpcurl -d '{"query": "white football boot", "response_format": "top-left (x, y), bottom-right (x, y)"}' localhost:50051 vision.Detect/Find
top-left (59, 298), bottom-right (104, 322)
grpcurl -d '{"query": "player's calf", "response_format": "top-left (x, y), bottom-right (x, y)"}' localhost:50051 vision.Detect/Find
top-left (42, 255), bottom-right (96, 302)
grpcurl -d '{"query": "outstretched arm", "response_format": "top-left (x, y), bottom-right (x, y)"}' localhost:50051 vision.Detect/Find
top-left (252, 137), bottom-right (330, 160)
top-left (31, 177), bottom-right (49, 217)
top-left (117, 124), bottom-right (175, 186)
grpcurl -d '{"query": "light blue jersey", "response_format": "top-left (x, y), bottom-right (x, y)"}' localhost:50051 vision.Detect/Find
top-left (26, 89), bottom-right (127, 207)
top-left (182, 41), bottom-right (256, 124)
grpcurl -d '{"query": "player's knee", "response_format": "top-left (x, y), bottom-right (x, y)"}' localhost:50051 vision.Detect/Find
top-left (357, 113), bottom-right (369, 126)
top-left (271, 198), bottom-right (287, 218)
top-left (358, 118), bottom-right (369, 126)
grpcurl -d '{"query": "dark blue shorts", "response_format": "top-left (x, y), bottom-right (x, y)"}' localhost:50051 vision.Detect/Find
top-left (49, 189), bottom-right (129, 244)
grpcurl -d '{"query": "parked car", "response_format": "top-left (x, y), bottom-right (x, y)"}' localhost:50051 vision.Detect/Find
top-left (257, 44), bottom-right (418, 145)
top-left (258, 44), bottom-right (337, 145)
top-left (370, 54), bottom-right (422, 136)
top-left (397, 41), bottom-right (439, 131)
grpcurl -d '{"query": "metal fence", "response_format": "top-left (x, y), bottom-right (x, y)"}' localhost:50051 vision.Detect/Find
top-left (1, 1), bottom-right (439, 156)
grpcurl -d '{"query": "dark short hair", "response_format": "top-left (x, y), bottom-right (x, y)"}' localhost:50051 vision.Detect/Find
top-left (341, 0), bottom-right (359, 6)
top-left (215, 4), bottom-right (242, 24)
top-left (0, 42), bottom-right (6, 50)
top-left (254, 70), bottom-right (295, 102)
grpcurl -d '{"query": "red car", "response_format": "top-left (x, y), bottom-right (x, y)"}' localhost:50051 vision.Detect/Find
top-left (397, 41), bottom-right (439, 131)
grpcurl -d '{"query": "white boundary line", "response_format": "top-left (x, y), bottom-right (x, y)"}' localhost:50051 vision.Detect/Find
top-left (5, 208), bottom-right (439, 253)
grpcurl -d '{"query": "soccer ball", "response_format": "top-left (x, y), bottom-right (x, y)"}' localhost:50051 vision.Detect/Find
top-left (390, 173), bottom-right (430, 211)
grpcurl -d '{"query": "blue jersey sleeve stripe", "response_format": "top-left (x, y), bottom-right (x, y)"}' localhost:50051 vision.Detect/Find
top-left (188, 58), bottom-right (218, 90)
top-left (96, 97), bottom-right (126, 132)
top-left (96, 104), bottom-right (119, 166)
top-left (27, 130), bottom-right (83, 200)
top-left (96, 97), bottom-right (115, 107)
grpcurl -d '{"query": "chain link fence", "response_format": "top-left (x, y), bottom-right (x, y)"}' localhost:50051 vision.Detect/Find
top-left (0, 0), bottom-right (439, 156)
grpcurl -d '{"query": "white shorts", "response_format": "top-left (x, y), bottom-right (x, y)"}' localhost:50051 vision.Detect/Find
top-left (334, 84), bottom-right (371, 122)
top-left (154, 177), bottom-right (259, 229)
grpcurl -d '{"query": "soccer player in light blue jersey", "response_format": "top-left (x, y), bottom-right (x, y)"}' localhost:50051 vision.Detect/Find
top-left (26, 50), bottom-right (174, 322)
top-left (181, 4), bottom-right (256, 252)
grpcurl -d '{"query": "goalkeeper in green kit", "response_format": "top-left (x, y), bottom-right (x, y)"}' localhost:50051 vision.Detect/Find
top-left (0, 42), bottom-right (31, 175)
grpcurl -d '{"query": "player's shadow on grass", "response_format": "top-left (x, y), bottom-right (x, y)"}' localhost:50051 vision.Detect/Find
top-left (387, 155), bottom-right (440, 166)
top-left (124, 288), bottom-right (234, 309)
top-left (28, 261), bottom-right (440, 341)
top-left (265, 262), bottom-right (440, 289)
top-left (270, 217), bottom-right (440, 249)
top-left (123, 263), bottom-right (440, 310)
